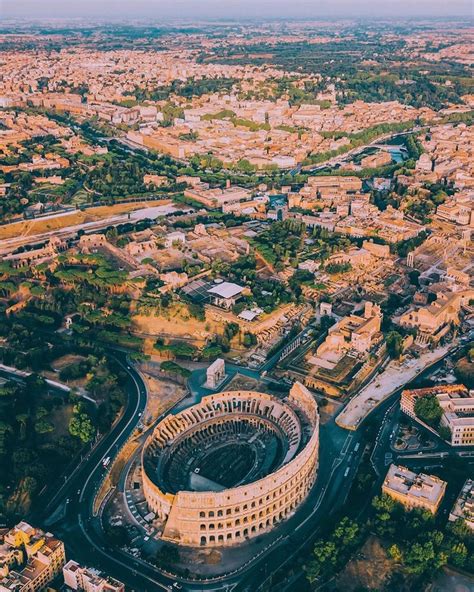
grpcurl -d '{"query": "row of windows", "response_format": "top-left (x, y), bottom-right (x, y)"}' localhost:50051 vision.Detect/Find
top-left (198, 498), bottom-right (306, 545)
top-left (197, 475), bottom-right (313, 519)
top-left (197, 486), bottom-right (312, 531)
top-left (146, 475), bottom-right (313, 523)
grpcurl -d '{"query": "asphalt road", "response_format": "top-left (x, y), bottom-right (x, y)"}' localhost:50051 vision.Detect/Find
top-left (23, 350), bottom-right (364, 592)
top-left (35, 353), bottom-right (178, 591)
top-left (21, 336), bottom-right (468, 592)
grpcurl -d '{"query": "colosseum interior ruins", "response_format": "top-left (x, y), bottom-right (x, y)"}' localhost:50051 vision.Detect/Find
top-left (141, 382), bottom-right (320, 547)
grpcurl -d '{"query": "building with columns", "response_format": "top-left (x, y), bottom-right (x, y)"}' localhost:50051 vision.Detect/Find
top-left (141, 383), bottom-right (319, 547)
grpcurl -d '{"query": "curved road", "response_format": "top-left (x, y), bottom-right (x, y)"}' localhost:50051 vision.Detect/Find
top-left (35, 352), bottom-right (179, 591)
top-left (28, 344), bottom-right (425, 592)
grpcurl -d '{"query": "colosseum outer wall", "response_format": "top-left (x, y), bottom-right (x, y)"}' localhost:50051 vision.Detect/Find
top-left (141, 383), bottom-right (319, 547)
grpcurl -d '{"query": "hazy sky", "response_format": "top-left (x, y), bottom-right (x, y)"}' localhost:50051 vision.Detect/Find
top-left (2, 0), bottom-right (473, 20)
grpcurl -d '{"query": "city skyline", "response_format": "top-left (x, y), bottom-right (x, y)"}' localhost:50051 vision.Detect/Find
top-left (0, 12), bottom-right (472, 592)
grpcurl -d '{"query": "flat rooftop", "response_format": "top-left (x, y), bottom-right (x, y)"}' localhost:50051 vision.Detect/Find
top-left (207, 281), bottom-right (244, 299)
top-left (384, 464), bottom-right (447, 506)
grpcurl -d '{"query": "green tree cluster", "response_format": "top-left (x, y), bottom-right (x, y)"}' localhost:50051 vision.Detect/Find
top-left (305, 517), bottom-right (363, 583)
top-left (69, 403), bottom-right (95, 443)
top-left (414, 395), bottom-right (443, 428)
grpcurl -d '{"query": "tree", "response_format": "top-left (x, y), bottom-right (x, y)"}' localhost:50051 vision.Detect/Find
top-left (372, 493), bottom-right (397, 514)
top-left (187, 302), bottom-right (205, 322)
top-left (69, 412), bottom-right (95, 443)
top-left (15, 413), bottom-right (29, 440)
top-left (105, 227), bottom-right (118, 242)
top-left (438, 425), bottom-right (451, 441)
top-left (448, 518), bottom-right (472, 541)
top-left (404, 541), bottom-right (447, 574)
top-left (243, 333), bottom-right (257, 348)
top-left (34, 418), bottom-right (54, 435)
top-left (201, 344), bottom-right (223, 360)
top-left (448, 542), bottom-right (468, 567)
top-left (237, 159), bottom-right (255, 173)
top-left (160, 361), bottom-right (191, 380)
top-left (454, 356), bottom-right (474, 389)
top-left (414, 395), bottom-right (443, 428)
top-left (25, 373), bottom-right (47, 393)
top-left (408, 269), bottom-right (420, 286)
top-left (333, 517), bottom-right (360, 545)
top-left (371, 494), bottom-right (397, 536)
top-left (325, 262), bottom-right (352, 274)
top-left (320, 315), bottom-right (336, 332)
top-left (169, 342), bottom-right (197, 360)
top-left (386, 330), bottom-right (404, 359)
top-left (305, 540), bottom-right (338, 583)
top-left (388, 544), bottom-right (403, 563)
top-left (156, 544), bottom-right (180, 568)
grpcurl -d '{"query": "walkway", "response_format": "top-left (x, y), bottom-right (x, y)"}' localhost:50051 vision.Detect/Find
top-left (336, 342), bottom-right (455, 430)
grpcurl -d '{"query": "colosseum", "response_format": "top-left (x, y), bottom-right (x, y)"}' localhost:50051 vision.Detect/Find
top-left (141, 382), bottom-right (319, 547)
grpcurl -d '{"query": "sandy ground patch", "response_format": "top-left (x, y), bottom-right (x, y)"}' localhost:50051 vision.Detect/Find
top-left (138, 366), bottom-right (187, 425)
top-left (50, 354), bottom-right (87, 371)
top-left (0, 200), bottom-right (170, 240)
top-left (337, 536), bottom-right (395, 591)
top-left (133, 303), bottom-right (223, 343)
top-left (47, 403), bottom-right (75, 439)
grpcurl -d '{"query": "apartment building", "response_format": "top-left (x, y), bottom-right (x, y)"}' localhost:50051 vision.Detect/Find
top-left (382, 464), bottom-right (447, 514)
top-left (63, 560), bottom-right (124, 592)
top-left (400, 384), bottom-right (474, 446)
top-left (0, 522), bottom-right (65, 592)
top-left (449, 479), bottom-right (474, 530)
top-left (439, 391), bottom-right (474, 446)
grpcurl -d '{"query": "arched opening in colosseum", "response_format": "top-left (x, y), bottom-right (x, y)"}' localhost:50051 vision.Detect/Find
top-left (141, 386), bottom-right (319, 549)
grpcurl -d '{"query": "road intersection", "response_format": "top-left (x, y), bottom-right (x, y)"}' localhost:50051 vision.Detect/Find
top-left (5, 333), bottom-right (465, 591)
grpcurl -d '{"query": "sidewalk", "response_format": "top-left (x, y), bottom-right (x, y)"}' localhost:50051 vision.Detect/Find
top-left (336, 342), bottom-right (453, 430)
